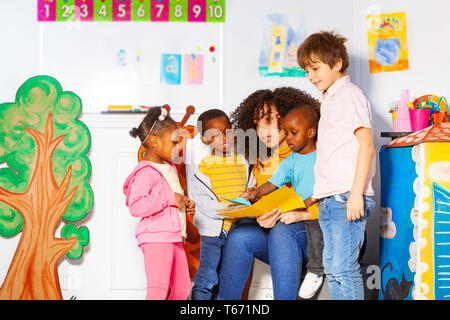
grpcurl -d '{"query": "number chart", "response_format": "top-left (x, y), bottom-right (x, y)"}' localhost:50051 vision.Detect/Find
top-left (37, 0), bottom-right (225, 22)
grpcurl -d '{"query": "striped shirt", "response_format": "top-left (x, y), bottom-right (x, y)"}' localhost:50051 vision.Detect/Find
top-left (198, 154), bottom-right (247, 232)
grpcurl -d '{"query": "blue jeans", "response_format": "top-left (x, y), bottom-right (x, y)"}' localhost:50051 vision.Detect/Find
top-left (191, 231), bottom-right (227, 300)
top-left (318, 192), bottom-right (375, 300)
top-left (217, 218), bottom-right (308, 300)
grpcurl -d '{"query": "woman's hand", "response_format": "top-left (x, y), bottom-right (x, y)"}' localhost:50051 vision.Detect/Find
top-left (174, 193), bottom-right (186, 210)
top-left (184, 196), bottom-right (195, 216)
top-left (256, 208), bottom-right (282, 229)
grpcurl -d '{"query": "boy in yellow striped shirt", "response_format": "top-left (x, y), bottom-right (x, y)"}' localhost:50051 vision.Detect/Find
top-left (190, 109), bottom-right (250, 300)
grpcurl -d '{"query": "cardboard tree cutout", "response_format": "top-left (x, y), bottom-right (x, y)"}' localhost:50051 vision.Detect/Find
top-left (0, 76), bottom-right (93, 300)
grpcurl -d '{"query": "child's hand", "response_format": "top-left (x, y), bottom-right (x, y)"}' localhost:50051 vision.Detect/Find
top-left (346, 192), bottom-right (364, 221)
top-left (174, 193), bottom-right (186, 210)
top-left (184, 196), bottom-right (195, 216)
top-left (243, 187), bottom-right (260, 202)
top-left (240, 187), bottom-right (254, 200)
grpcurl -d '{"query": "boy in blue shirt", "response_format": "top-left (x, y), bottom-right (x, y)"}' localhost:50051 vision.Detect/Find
top-left (244, 104), bottom-right (324, 299)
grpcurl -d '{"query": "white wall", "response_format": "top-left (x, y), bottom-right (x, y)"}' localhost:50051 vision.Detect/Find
top-left (353, 0), bottom-right (450, 265)
top-left (1, 0), bottom-right (450, 299)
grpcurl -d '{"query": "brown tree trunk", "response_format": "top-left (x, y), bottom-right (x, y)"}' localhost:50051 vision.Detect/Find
top-left (0, 112), bottom-right (77, 300)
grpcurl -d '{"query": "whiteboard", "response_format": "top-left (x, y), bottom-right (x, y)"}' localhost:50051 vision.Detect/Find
top-left (40, 21), bottom-right (223, 113)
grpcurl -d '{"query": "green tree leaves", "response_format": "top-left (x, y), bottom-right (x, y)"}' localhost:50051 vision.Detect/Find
top-left (61, 224), bottom-right (90, 260)
top-left (0, 76), bottom-right (93, 256)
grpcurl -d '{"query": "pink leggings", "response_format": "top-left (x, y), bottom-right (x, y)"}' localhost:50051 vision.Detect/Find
top-left (140, 242), bottom-right (191, 300)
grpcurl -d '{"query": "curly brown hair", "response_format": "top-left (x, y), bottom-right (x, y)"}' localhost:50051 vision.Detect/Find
top-left (230, 87), bottom-right (320, 162)
top-left (273, 87), bottom-right (320, 120)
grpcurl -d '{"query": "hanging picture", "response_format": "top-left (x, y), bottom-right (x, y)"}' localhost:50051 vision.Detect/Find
top-left (366, 12), bottom-right (409, 73)
top-left (259, 13), bottom-right (307, 78)
top-left (182, 54), bottom-right (204, 85)
top-left (160, 53), bottom-right (182, 85)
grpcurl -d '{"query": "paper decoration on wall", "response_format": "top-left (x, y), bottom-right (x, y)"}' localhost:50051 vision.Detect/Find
top-left (366, 12), bottom-right (409, 73)
top-left (182, 54), bottom-right (204, 85)
top-left (37, 0), bottom-right (225, 22)
top-left (259, 13), bottom-right (307, 78)
top-left (137, 105), bottom-right (201, 279)
top-left (380, 125), bottom-right (450, 300)
top-left (160, 53), bottom-right (182, 85)
top-left (116, 48), bottom-right (127, 67)
top-left (0, 76), bottom-right (94, 299)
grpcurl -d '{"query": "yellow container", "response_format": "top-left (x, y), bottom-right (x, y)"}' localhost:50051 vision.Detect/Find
top-left (390, 110), bottom-right (396, 129)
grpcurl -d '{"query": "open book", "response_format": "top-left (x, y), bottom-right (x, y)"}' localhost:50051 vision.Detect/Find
top-left (216, 185), bottom-right (306, 218)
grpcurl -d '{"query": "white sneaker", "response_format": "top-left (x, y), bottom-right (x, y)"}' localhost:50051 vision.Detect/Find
top-left (299, 272), bottom-right (323, 299)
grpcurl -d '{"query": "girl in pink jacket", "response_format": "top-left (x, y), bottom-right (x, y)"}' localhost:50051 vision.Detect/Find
top-left (123, 107), bottom-right (194, 300)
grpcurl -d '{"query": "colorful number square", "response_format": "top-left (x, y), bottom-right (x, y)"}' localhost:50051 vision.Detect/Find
top-left (56, 0), bottom-right (76, 21)
top-left (132, 0), bottom-right (150, 21)
top-left (151, 0), bottom-right (169, 21)
top-left (206, 0), bottom-right (225, 22)
top-left (113, 0), bottom-right (131, 21)
top-left (38, 0), bottom-right (56, 21)
top-left (169, 0), bottom-right (188, 22)
top-left (188, 0), bottom-right (206, 22)
top-left (75, 0), bottom-right (94, 21)
top-left (160, 54), bottom-right (181, 85)
top-left (94, 0), bottom-right (113, 21)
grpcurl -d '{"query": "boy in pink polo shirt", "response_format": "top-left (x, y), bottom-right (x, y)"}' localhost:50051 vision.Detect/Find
top-left (297, 31), bottom-right (376, 300)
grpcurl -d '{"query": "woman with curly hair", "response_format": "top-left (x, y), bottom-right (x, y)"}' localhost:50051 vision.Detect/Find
top-left (217, 87), bottom-right (322, 300)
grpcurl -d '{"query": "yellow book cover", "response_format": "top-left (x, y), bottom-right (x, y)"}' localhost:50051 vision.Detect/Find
top-left (217, 185), bottom-right (305, 218)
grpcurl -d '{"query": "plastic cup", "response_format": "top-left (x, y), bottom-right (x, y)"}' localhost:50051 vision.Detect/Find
top-left (409, 108), bottom-right (430, 131)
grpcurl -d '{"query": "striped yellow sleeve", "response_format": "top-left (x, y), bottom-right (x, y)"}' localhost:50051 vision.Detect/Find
top-left (198, 159), bottom-right (210, 176)
top-left (308, 202), bottom-right (320, 220)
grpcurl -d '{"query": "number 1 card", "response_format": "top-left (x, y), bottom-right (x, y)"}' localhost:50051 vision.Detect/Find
top-left (38, 0), bottom-right (56, 21)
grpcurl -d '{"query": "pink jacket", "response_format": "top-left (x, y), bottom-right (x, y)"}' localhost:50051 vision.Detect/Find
top-left (123, 161), bottom-right (182, 245)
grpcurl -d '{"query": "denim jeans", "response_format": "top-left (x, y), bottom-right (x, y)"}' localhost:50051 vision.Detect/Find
top-left (318, 192), bottom-right (375, 300)
top-left (191, 230), bottom-right (227, 300)
top-left (217, 218), bottom-right (308, 300)
top-left (304, 220), bottom-right (324, 275)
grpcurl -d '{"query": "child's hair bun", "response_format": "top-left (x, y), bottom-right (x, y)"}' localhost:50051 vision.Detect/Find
top-left (129, 127), bottom-right (139, 138)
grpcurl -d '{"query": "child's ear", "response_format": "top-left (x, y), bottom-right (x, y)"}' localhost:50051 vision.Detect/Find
top-left (200, 135), bottom-right (212, 145)
top-left (308, 127), bottom-right (317, 139)
top-left (150, 135), bottom-right (161, 150)
top-left (332, 58), bottom-right (343, 72)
